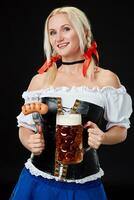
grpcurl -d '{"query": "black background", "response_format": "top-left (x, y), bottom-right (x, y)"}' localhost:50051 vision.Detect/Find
top-left (0, 1), bottom-right (134, 199)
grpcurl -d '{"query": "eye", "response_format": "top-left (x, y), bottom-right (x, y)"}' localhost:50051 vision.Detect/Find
top-left (49, 30), bottom-right (56, 36)
top-left (63, 27), bottom-right (71, 32)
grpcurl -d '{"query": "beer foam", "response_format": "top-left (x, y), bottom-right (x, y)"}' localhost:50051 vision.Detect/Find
top-left (56, 114), bottom-right (81, 125)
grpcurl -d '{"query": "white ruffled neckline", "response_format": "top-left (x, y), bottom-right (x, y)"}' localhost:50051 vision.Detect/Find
top-left (22, 85), bottom-right (126, 98)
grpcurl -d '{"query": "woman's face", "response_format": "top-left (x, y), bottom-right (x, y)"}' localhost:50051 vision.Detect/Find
top-left (48, 13), bottom-right (82, 60)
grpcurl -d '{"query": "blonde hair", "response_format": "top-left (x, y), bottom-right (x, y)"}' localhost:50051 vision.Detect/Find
top-left (43, 6), bottom-right (95, 85)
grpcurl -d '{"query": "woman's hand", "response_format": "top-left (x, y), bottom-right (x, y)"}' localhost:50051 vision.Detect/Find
top-left (85, 121), bottom-right (105, 149)
top-left (27, 126), bottom-right (45, 155)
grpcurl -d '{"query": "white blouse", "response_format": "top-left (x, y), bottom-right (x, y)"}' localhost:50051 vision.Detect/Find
top-left (17, 85), bottom-right (132, 131)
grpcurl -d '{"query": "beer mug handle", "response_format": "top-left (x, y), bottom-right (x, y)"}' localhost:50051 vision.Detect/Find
top-left (83, 123), bottom-right (91, 153)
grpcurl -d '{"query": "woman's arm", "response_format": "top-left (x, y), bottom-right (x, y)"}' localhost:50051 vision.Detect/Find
top-left (103, 126), bottom-right (127, 144)
top-left (86, 121), bottom-right (127, 149)
top-left (18, 73), bottom-right (47, 154)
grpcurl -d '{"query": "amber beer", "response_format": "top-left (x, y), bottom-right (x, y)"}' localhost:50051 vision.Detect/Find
top-left (56, 114), bottom-right (83, 164)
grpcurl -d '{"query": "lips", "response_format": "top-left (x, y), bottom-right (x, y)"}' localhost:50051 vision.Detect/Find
top-left (57, 42), bottom-right (69, 48)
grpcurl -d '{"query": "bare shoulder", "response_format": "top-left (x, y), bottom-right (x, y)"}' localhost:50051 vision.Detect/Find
top-left (27, 73), bottom-right (47, 91)
top-left (97, 67), bottom-right (121, 88)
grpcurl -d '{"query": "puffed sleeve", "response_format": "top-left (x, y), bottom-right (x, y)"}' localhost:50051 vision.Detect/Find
top-left (16, 90), bottom-right (42, 131)
top-left (103, 86), bottom-right (133, 130)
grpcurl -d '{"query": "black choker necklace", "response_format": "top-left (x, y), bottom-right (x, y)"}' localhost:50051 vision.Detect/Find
top-left (61, 59), bottom-right (85, 65)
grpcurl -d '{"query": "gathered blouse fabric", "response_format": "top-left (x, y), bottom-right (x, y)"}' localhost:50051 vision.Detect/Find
top-left (17, 85), bottom-right (132, 183)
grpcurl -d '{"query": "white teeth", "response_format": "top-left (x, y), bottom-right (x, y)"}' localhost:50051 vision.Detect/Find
top-left (58, 43), bottom-right (68, 48)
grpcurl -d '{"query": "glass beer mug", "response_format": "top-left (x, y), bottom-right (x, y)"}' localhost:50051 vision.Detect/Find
top-left (56, 114), bottom-right (83, 164)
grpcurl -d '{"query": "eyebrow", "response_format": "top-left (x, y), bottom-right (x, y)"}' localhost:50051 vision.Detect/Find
top-left (49, 24), bottom-right (71, 31)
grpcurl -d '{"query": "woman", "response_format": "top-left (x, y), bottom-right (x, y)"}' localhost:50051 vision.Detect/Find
top-left (10, 6), bottom-right (132, 200)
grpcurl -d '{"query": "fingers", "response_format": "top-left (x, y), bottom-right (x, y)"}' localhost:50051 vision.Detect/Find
top-left (87, 128), bottom-right (99, 135)
top-left (88, 132), bottom-right (104, 149)
top-left (28, 133), bottom-right (45, 154)
top-left (85, 121), bottom-right (104, 149)
top-left (84, 121), bottom-right (97, 129)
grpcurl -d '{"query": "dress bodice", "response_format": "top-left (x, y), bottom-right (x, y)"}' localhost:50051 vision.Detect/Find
top-left (32, 97), bottom-right (104, 180)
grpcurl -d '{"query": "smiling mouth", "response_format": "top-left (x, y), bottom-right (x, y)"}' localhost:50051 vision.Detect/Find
top-left (57, 43), bottom-right (69, 49)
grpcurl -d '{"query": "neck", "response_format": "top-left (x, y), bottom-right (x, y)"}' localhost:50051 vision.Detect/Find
top-left (61, 59), bottom-right (85, 65)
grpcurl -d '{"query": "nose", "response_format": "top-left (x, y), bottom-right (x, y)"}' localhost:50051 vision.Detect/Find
top-left (56, 31), bottom-right (64, 42)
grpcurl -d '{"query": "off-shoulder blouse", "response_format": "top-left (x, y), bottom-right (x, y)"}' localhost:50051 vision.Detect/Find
top-left (17, 85), bottom-right (132, 132)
